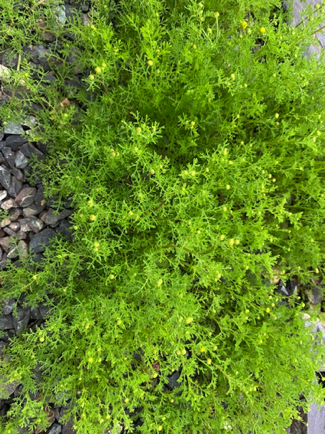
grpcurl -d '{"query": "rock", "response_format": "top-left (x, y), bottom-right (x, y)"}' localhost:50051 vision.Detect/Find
top-left (0, 253), bottom-right (7, 269)
top-left (22, 116), bottom-right (37, 128)
top-left (8, 207), bottom-right (22, 220)
top-left (9, 222), bottom-right (20, 231)
top-left (20, 142), bottom-right (44, 159)
top-left (52, 5), bottom-right (66, 25)
top-left (61, 418), bottom-right (77, 434)
top-left (66, 47), bottom-right (83, 73)
top-left (0, 217), bottom-right (11, 228)
top-left (2, 147), bottom-right (16, 168)
top-left (14, 151), bottom-right (29, 169)
top-left (3, 228), bottom-right (18, 237)
top-left (15, 187), bottom-right (36, 207)
top-left (16, 230), bottom-right (27, 240)
top-left (58, 219), bottom-right (73, 240)
top-left (48, 423), bottom-right (62, 434)
top-left (7, 247), bottom-right (19, 259)
top-left (0, 237), bottom-right (15, 253)
top-left (17, 240), bottom-right (28, 259)
top-left (3, 122), bottom-right (24, 135)
top-left (0, 315), bottom-right (13, 330)
top-left (29, 228), bottom-right (57, 253)
top-left (11, 167), bottom-right (23, 181)
top-left (34, 184), bottom-right (44, 204)
top-left (308, 286), bottom-right (323, 305)
top-left (0, 376), bottom-right (21, 399)
top-left (65, 5), bottom-right (79, 23)
top-left (167, 370), bottom-right (181, 390)
top-left (30, 306), bottom-right (42, 320)
top-left (1, 198), bottom-right (19, 210)
top-left (82, 13), bottom-right (90, 26)
top-left (5, 135), bottom-right (28, 151)
top-left (22, 202), bottom-right (46, 217)
top-left (24, 44), bottom-right (51, 69)
top-left (19, 217), bottom-right (44, 233)
top-left (40, 209), bottom-right (61, 226)
top-left (308, 402), bottom-right (325, 434)
top-left (8, 176), bottom-right (23, 198)
top-left (0, 190), bottom-right (7, 201)
top-left (2, 298), bottom-right (15, 315)
top-left (12, 306), bottom-right (31, 333)
top-left (0, 165), bottom-right (11, 190)
top-left (43, 73), bottom-right (56, 84)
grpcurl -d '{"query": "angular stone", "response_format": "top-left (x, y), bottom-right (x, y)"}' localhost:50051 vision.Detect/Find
top-left (34, 184), bottom-right (44, 205)
top-left (0, 217), bottom-right (11, 228)
top-left (7, 247), bottom-right (18, 259)
top-left (0, 190), bottom-right (7, 201)
top-left (8, 207), bottom-right (22, 220)
top-left (16, 230), bottom-right (27, 240)
top-left (30, 306), bottom-right (42, 320)
top-left (0, 165), bottom-right (11, 190)
top-left (29, 228), bottom-right (56, 253)
top-left (14, 151), bottom-right (29, 169)
top-left (22, 116), bottom-right (37, 128)
top-left (2, 147), bottom-right (16, 168)
top-left (1, 198), bottom-right (19, 210)
top-left (58, 219), bottom-right (73, 240)
top-left (3, 228), bottom-right (18, 237)
top-left (11, 167), bottom-right (23, 181)
top-left (12, 306), bottom-right (31, 333)
top-left (39, 304), bottom-right (51, 318)
top-left (48, 423), bottom-right (62, 434)
top-left (52, 5), bottom-right (66, 25)
top-left (3, 122), bottom-right (24, 135)
top-left (5, 135), bottom-right (28, 151)
top-left (0, 376), bottom-right (21, 399)
top-left (19, 217), bottom-right (44, 233)
top-left (0, 315), bottom-right (13, 330)
top-left (17, 240), bottom-right (28, 259)
top-left (308, 286), bottom-right (323, 305)
top-left (9, 222), bottom-right (20, 231)
top-left (8, 176), bottom-right (23, 198)
top-left (20, 143), bottom-right (44, 160)
top-left (0, 253), bottom-right (7, 269)
top-left (22, 202), bottom-right (46, 217)
top-left (41, 209), bottom-right (61, 226)
top-left (15, 187), bottom-right (36, 207)
top-left (2, 298), bottom-right (15, 315)
top-left (0, 237), bottom-right (15, 253)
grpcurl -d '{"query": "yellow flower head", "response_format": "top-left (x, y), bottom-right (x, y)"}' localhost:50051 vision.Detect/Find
top-left (240, 21), bottom-right (248, 29)
top-left (200, 347), bottom-right (205, 353)
top-left (148, 60), bottom-right (153, 66)
top-left (260, 27), bottom-right (266, 34)
top-left (89, 75), bottom-right (95, 80)
top-left (95, 67), bottom-right (101, 74)
top-left (90, 215), bottom-right (96, 221)
top-left (214, 12), bottom-right (220, 18)
top-left (186, 317), bottom-right (193, 324)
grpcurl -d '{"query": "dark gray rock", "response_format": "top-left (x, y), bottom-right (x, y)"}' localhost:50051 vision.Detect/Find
top-left (0, 253), bottom-right (7, 269)
top-left (39, 304), bottom-right (51, 318)
top-left (5, 135), bottom-right (28, 151)
top-left (8, 176), bottom-right (23, 198)
top-left (15, 187), bottom-right (36, 207)
top-left (0, 165), bottom-right (11, 190)
top-left (30, 306), bottom-right (43, 320)
top-left (29, 228), bottom-right (57, 253)
top-left (2, 298), bottom-right (15, 315)
top-left (58, 219), bottom-right (73, 240)
top-left (2, 147), bottom-right (16, 168)
top-left (11, 167), bottom-right (23, 181)
top-left (65, 5), bottom-right (79, 23)
top-left (20, 142), bottom-right (44, 160)
top-left (167, 370), bottom-right (181, 390)
top-left (0, 315), bottom-right (13, 330)
top-left (19, 217), bottom-right (44, 233)
top-left (43, 73), bottom-right (56, 84)
top-left (14, 151), bottom-right (29, 169)
top-left (34, 184), bottom-right (44, 205)
top-left (12, 306), bottom-right (31, 333)
top-left (40, 209), bottom-right (61, 226)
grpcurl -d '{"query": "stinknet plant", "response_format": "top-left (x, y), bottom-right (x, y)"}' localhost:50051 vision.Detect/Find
top-left (0, 0), bottom-right (325, 433)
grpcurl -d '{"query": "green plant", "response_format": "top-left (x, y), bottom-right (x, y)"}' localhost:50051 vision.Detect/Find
top-left (1, 0), bottom-right (325, 433)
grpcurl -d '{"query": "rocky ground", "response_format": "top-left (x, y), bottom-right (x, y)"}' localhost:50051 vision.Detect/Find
top-left (0, 0), bottom-right (325, 433)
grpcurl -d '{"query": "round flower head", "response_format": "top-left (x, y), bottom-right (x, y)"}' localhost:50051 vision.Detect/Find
top-left (240, 21), bottom-right (248, 29)
top-left (95, 67), bottom-right (101, 74)
top-left (260, 27), bottom-right (266, 34)
top-left (89, 75), bottom-right (95, 80)
top-left (148, 60), bottom-right (153, 66)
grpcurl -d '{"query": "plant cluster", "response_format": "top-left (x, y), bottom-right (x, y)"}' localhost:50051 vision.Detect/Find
top-left (0, 0), bottom-right (325, 433)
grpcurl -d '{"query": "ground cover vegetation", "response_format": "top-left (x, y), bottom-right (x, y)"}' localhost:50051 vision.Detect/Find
top-left (0, 0), bottom-right (325, 432)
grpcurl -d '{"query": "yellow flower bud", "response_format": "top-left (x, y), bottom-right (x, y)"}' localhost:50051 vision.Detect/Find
top-left (220, 234), bottom-right (225, 240)
top-left (89, 75), bottom-right (95, 80)
top-left (214, 12), bottom-right (220, 18)
top-left (90, 215), bottom-right (96, 221)
top-left (148, 60), bottom-right (153, 66)
top-left (260, 27), bottom-right (266, 34)
top-left (229, 239), bottom-right (234, 246)
top-left (136, 127), bottom-right (142, 133)
top-left (95, 67), bottom-right (101, 73)
top-left (157, 279), bottom-right (163, 286)
top-left (200, 347), bottom-right (205, 353)
top-left (240, 21), bottom-right (248, 29)
top-left (207, 358), bottom-right (212, 365)
top-left (186, 317), bottom-right (193, 324)
top-left (40, 337), bottom-right (44, 342)
top-left (88, 357), bottom-right (93, 363)
top-left (32, 275), bottom-right (37, 280)
top-left (275, 113), bottom-right (279, 119)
